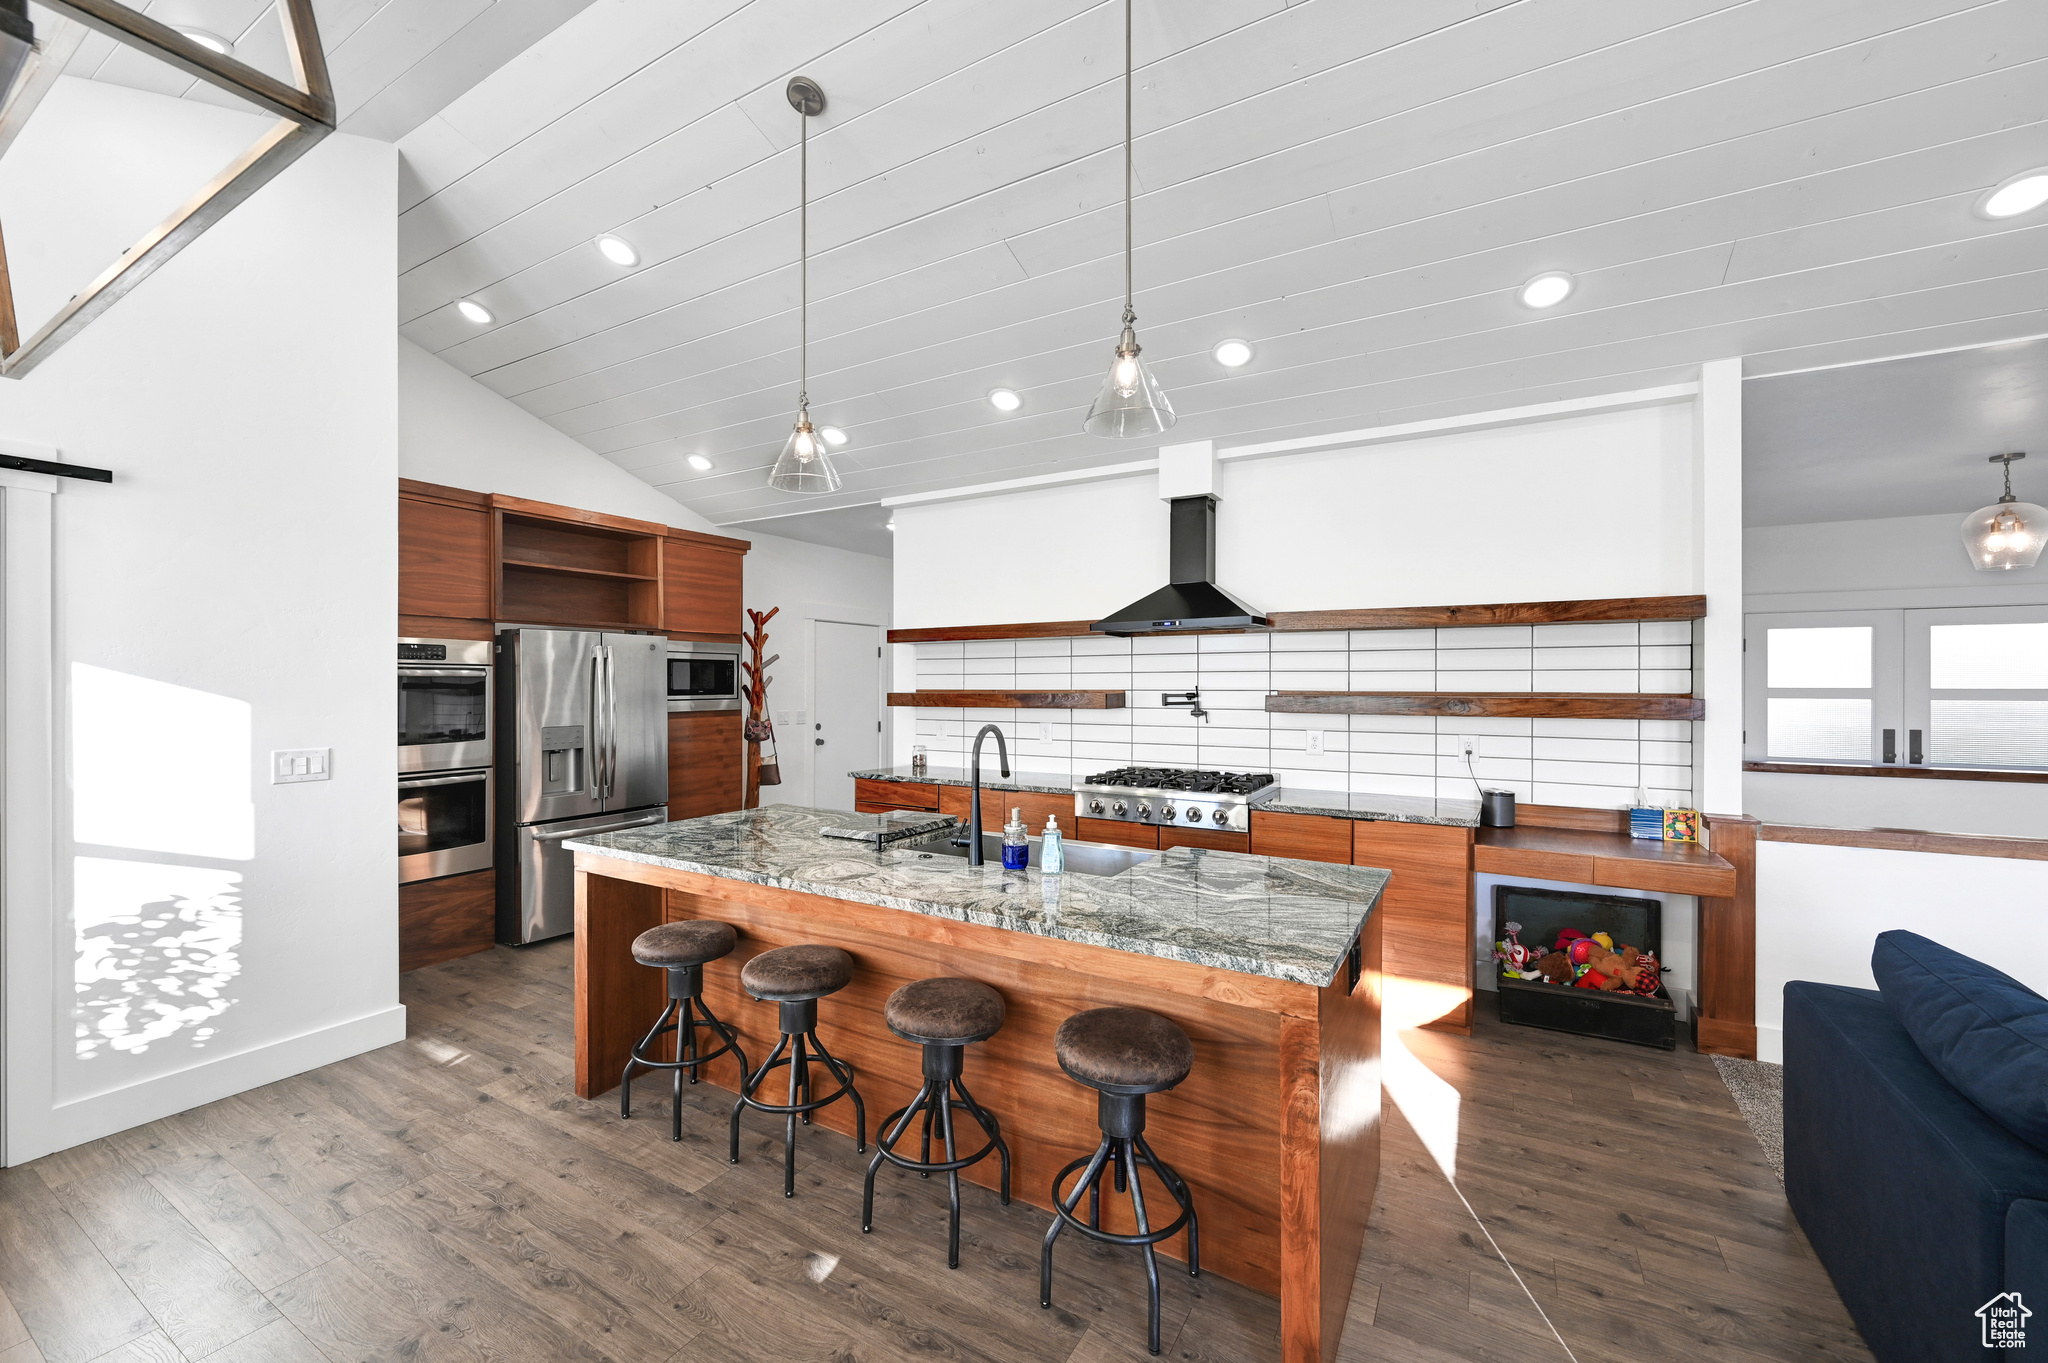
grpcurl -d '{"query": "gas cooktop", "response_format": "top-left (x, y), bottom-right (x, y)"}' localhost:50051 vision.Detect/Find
top-left (1074, 767), bottom-right (1280, 832)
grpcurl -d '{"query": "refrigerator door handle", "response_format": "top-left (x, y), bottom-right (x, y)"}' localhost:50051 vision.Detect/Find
top-left (529, 811), bottom-right (665, 841)
top-left (590, 647), bottom-right (608, 797)
top-left (606, 644), bottom-right (620, 802)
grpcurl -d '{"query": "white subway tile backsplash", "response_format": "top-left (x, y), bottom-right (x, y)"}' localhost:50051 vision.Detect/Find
top-left (902, 622), bottom-right (1696, 813)
top-left (1351, 628), bottom-right (1435, 650)
top-left (1533, 622), bottom-right (1638, 646)
top-left (1639, 620), bottom-right (1694, 645)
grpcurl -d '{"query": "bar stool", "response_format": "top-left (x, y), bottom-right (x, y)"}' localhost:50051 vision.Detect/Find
top-left (862, 977), bottom-right (1012, 1268)
top-left (728, 944), bottom-right (867, 1196)
top-left (1040, 1007), bottom-right (1201, 1356)
top-left (620, 920), bottom-right (748, 1142)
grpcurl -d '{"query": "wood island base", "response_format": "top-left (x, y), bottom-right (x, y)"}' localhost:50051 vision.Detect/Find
top-left (573, 852), bottom-right (1382, 1363)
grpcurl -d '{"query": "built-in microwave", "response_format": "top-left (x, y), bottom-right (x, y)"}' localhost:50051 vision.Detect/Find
top-left (667, 640), bottom-right (741, 712)
top-left (399, 637), bottom-right (492, 772)
top-left (398, 767), bottom-right (494, 883)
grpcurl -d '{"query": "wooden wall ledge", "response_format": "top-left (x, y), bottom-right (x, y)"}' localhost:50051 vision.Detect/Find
top-left (1759, 823), bottom-right (2048, 862)
top-left (1269, 692), bottom-right (1702, 720)
top-left (1745, 760), bottom-right (2048, 785)
top-left (887, 594), bottom-right (1704, 644)
top-left (886, 690), bottom-right (1127, 709)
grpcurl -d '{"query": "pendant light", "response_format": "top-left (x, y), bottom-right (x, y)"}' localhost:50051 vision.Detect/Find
top-left (1961, 452), bottom-right (2045, 571)
top-left (767, 76), bottom-right (841, 494)
top-left (1084, 0), bottom-right (1175, 439)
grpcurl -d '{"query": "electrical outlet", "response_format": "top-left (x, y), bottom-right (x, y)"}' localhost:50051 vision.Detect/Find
top-left (272, 748), bottom-right (330, 784)
top-left (1305, 730), bottom-right (1325, 756)
top-left (1038, 723), bottom-right (1052, 742)
top-left (1461, 738), bottom-right (1476, 760)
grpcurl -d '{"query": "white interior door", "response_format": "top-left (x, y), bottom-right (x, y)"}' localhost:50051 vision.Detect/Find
top-left (811, 620), bottom-right (882, 811)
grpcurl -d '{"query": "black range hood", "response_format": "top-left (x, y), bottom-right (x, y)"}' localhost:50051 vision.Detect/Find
top-left (1091, 495), bottom-right (1267, 636)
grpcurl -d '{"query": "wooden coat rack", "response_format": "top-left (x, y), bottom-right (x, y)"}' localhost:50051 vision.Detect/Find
top-left (742, 606), bottom-right (779, 809)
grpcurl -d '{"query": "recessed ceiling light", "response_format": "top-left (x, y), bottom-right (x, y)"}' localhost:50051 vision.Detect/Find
top-left (1518, 271), bottom-right (1574, 309)
top-left (686, 454), bottom-right (714, 472)
top-left (455, 299), bottom-right (493, 325)
top-left (595, 234), bottom-right (638, 266)
top-left (1977, 169), bottom-right (2048, 220)
top-left (987, 388), bottom-right (1023, 412)
top-left (1211, 338), bottom-right (1253, 368)
top-left (819, 426), bottom-right (848, 447)
top-left (177, 27), bottom-right (232, 55)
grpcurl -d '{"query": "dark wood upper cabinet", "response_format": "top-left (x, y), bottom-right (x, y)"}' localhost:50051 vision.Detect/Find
top-left (662, 535), bottom-right (745, 637)
top-left (398, 490), bottom-right (491, 622)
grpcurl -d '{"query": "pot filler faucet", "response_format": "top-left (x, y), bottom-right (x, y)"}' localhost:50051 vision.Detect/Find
top-left (967, 723), bottom-right (1010, 867)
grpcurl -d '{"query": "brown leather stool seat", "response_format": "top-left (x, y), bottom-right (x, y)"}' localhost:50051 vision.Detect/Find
top-left (741, 944), bottom-right (855, 1001)
top-left (1054, 1007), bottom-right (1194, 1095)
top-left (884, 977), bottom-right (1005, 1046)
top-left (631, 920), bottom-right (737, 968)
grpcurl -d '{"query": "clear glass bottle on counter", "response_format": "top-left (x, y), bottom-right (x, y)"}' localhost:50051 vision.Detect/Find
top-left (911, 744), bottom-right (927, 775)
top-left (1002, 807), bottom-right (1029, 871)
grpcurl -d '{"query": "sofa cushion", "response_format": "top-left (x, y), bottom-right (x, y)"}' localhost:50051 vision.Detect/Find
top-left (1871, 930), bottom-right (2048, 1154)
top-left (2010, 1200), bottom-right (2048, 1306)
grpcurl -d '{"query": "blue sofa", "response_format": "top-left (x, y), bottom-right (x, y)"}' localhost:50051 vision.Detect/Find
top-left (1786, 979), bottom-right (2048, 1360)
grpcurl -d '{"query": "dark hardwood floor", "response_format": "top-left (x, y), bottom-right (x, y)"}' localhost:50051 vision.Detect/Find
top-left (0, 941), bottom-right (1870, 1363)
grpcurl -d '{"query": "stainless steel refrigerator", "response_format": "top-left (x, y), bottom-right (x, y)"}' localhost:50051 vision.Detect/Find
top-left (495, 628), bottom-right (669, 944)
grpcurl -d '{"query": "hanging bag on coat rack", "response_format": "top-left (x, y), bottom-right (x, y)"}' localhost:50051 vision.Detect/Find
top-left (748, 716), bottom-right (782, 786)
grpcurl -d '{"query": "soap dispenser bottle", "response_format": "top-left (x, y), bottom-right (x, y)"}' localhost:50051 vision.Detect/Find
top-left (1002, 807), bottom-right (1030, 871)
top-left (1041, 814), bottom-right (1065, 875)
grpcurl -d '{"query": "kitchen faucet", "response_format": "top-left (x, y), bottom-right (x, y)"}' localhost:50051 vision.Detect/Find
top-left (966, 723), bottom-right (1009, 866)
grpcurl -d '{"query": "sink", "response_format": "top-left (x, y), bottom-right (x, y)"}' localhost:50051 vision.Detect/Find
top-left (911, 833), bottom-right (1151, 879)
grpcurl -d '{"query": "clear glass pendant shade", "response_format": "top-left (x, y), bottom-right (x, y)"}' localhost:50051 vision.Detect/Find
top-left (1084, 324), bottom-right (1176, 439)
top-left (766, 414), bottom-right (840, 494)
top-left (1961, 498), bottom-right (2047, 571)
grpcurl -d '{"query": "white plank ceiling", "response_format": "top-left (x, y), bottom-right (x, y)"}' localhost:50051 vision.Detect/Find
top-left (40, 0), bottom-right (597, 138)
top-left (382, 0), bottom-right (2048, 531)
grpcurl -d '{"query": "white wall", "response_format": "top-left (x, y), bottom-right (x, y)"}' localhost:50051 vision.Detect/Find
top-left (894, 402), bottom-right (1698, 629)
top-left (398, 338), bottom-right (718, 534)
top-left (0, 85), bottom-right (400, 1160)
top-left (1755, 839), bottom-right (2048, 1062)
top-left (1744, 510), bottom-right (2048, 836)
top-left (743, 532), bottom-right (894, 809)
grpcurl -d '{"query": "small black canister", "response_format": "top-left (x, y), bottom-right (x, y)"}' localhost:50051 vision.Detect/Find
top-left (1480, 788), bottom-right (1517, 827)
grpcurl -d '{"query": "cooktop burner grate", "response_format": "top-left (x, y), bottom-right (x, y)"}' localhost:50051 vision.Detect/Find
top-left (1080, 767), bottom-right (1276, 794)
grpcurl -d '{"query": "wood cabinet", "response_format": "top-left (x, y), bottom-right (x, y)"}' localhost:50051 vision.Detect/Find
top-left (854, 778), bottom-right (939, 813)
top-left (1353, 820), bottom-right (1475, 1035)
top-left (939, 786), bottom-right (1072, 833)
top-left (1160, 826), bottom-right (1251, 853)
top-left (662, 532), bottom-right (746, 638)
top-left (668, 711), bottom-right (743, 821)
top-left (1250, 811), bottom-right (1354, 864)
top-left (496, 508), bottom-right (664, 630)
top-left (399, 481), bottom-right (491, 625)
top-left (399, 869), bottom-right (495, 972)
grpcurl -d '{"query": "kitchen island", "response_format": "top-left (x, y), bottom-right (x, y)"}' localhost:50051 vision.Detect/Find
top-left (567, 806), bottom-right (1387, 1363)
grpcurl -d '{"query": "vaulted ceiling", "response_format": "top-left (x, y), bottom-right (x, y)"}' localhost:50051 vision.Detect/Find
top-left (330, 2), bottom-right (2048, 532)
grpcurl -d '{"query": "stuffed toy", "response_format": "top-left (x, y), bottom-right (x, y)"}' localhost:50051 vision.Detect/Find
top-left (1492, 921), bottom-right (1538, 974)
top-left (1568, 937), bottom-right (1598, 967)
top-left (1534, 950), bottom-right (1574, 984)
top-left (1592, 931), bottom-right (1614, 951)
top-left (1555, 928), bottom-right (1587, 953)
top-left (1626, 950), bottom-right (1664, 996)
top-left (1574, 967), bottom-right (1611, 990)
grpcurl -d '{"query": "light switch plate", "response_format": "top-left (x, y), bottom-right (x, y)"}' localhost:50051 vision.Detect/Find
top-left (272, 748), bottom-right (330, 783)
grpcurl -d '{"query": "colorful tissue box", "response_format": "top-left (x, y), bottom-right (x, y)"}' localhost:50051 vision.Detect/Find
top-left (1629, 807), bottom-right (1665, 840)
top-left (1662, 808), bottom-right (1700, 843)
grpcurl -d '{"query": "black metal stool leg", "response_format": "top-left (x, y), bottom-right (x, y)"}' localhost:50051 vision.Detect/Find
top-left (952, 1074), bottom-right (1010, 1205)
top-left (621, 997), bottom-right (676, 1121)
top-left (938, 1085), bottom-right (962, 1268)
top-left (1124, 1139), bottom-right (1162, 1355)
top-left (863, 1079), bottom-right (932, 1233)
top-left (783, 1032), bottom-right (805, 1196)
top-left (732, 1032), bottom-right (788, 1164)
top-left (1042, 1138), bottom-right (1114, 1309)
top-left (807, 1029), bottom-right (865, 1150)
top-left (1136, 1134), bottom-right (1199, 1277)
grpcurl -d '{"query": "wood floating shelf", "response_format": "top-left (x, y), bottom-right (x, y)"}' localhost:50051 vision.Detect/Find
top-left (1475, 824), bottom-right (1737, 897)
top-left (887, 594), bottom-right (1704, 644)
top-left (1266, 691), bottom-right (1704, 720)
top-left (886, 689), bottom-right (1127, 709)
top-left (1743, 760), bottom-right (2048, 785)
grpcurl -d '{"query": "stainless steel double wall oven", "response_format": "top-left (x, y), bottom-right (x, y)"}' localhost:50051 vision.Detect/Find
top-left (398, 637), bottom-right (494, 883)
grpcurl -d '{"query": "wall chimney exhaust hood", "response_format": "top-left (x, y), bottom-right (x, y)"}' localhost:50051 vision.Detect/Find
top-left (1091, 495), bottom-right (1267, 636)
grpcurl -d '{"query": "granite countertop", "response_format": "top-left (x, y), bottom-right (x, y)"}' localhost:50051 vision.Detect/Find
top-left (850, 764), bottom-right (1479, 828)
top-left (566, 805), bottom-right (1387, 989)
